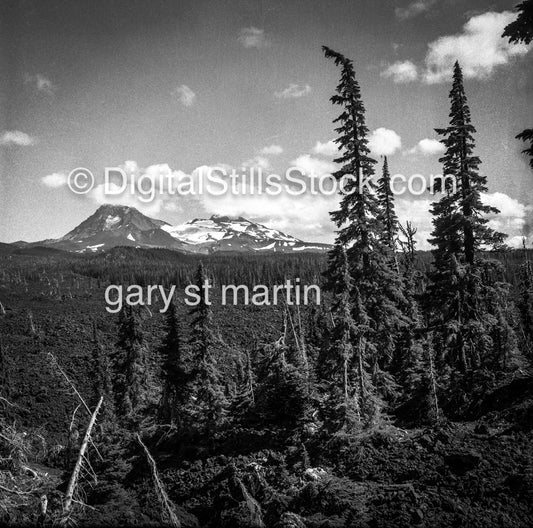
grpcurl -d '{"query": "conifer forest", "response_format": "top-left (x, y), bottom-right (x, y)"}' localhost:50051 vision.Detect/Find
top-left (1, 1), bottom-right (533, 527)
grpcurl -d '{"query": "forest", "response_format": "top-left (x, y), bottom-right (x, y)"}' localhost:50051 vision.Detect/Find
top-left (1, 3), bottom-right (533, 526)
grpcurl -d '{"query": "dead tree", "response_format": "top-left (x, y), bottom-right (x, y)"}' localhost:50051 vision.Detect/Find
top-left (137, 434), bottom-right (181, 527)
top-left (61, 396), bottom-right (103, 524)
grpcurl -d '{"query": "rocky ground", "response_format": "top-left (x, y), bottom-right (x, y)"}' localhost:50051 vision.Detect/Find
top-left (2, 375), bottom-right (532, 527)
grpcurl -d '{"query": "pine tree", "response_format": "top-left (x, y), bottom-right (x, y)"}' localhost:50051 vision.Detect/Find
top-left (434, 62), bottom-right (505, 264)
top-left (188, 263), bottom-right (227, 433)
top-left (503, 1), bottom-right (533, 45)
top-left (254, 330), bottom-right (311, 431)
top-left (322, 244), bottom-right (378, 431)
top-left (516, 130), bottom-right (533, 170)
top-left (429, 62), bottom-right (518, 374)
top-left (395, 223), bottom-right (425, 395)
top-left (114, 305), bottom-right (149, 422)
top-left (503, 1), bottom-right (533, 168)
top-left (322, 46), bottom-right (407, 426)
top-left (159, 302), bottom-right (189, 427)
top-left (377, 156), bottom-right (398, 251)
top-left (518, 239), bottom-right (533, 354)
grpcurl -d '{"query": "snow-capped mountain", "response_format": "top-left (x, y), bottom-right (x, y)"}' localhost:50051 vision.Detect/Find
top-left (23, 205), bottom-right (331, 254)
top-left (33, 204), bottom-right (187, 253)
top-left (161, 215), bottom-right (326, 252)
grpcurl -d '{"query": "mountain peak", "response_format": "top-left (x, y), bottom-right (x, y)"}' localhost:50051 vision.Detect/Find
top-left (26, 204), bottom-right (330, 254)
top-left (60, 204), bottom-right (168, 245)
top-left (95, 204), bottom-right (132, 213)
top-left (209, 214), bottom-right (248, 223)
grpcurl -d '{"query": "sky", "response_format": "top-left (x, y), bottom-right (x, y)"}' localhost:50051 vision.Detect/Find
top-left (0, 0), bottom-right (532, 249)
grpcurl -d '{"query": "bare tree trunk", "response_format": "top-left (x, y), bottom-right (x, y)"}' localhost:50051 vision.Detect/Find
top-left (28, 311), bottom-right (36, 335)
top-left (137, 434), bottom-right (181, 527)
top-left (427, 334), bottom-right (439, 423)
top-left (62, 396), bottom-right (103, 523)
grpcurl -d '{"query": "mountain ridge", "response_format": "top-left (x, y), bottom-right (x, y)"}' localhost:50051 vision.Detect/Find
top-left (12, 204), bottom-right (331, 255)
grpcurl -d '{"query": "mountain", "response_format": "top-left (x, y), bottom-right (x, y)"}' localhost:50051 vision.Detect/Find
top-left (20, 205), bottom-right (331, 254)
top-left (37, 204), bottom-right (189, 253)
top-left (161, 215), bottom-right (330, 253)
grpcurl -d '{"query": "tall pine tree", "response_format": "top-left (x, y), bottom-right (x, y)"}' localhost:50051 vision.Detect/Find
top-left (159, 302), bottom-right (190, 427)
top-left (188, 263), bottom-right (228, 434)
top-left (377, 156), bottom-right (398, 251)
top-left (429, 62), bottom-right (518, 374)
top-left (114, 305), bottom-right (150, 423)
top-left (322, 46), bottom-right (407, 426)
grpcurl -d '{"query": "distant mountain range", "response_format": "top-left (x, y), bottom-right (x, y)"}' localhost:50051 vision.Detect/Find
top-left (8, 204), bottom-right (331, 255)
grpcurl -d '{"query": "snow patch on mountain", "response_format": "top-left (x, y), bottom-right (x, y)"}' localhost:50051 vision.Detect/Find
top-left (162, 215), bottom-right (301, 246)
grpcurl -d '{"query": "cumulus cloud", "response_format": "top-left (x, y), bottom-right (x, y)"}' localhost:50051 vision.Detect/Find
top-left (260, 144), bottom-right (283, 155)
top-left (312, 140), bottom-right (339, 157)
top-left (383, 11), bottom-right (531, 85)
top-left (24, 73), bottom-right (56, 95)
top-left (89, 162), bottom-right (191, 217)
top-left (396, 198), bottom-right (435, 250)
top-left (274, 83), bottom-right (311, 99)
top-left (242, 156), bottom-right (271, 170)
top-left (40, 152), bottom-right (533, 248)
top-left (381, 60), bottom-right (418, 83)
top-left (405, 138), bottom-right (445, 156)
top-left (482, 192), bottom-right (533, 248)
top-left (290, 155), bottom-right (336, 177)
top-left (368, 128), bottom-right (402, 156)
top-left (395, 0), bottom-right (437, 21)
top-left (41, 172), bottom-right (67, 188)
top-left (238, 27), bottom-right (270, 48)
top-left (395, 191), bottom-right (531, 250)
top-left (172, 84), bottom-right (196, 107)
top-left (424, 11), bottom-right (531, 83)
top-left (0, 130), bottom-right (36, 146)
top-left (483, 191), bottom-right (526, 223)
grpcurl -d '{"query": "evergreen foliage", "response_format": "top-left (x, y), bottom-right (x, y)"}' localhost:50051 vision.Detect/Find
top-left (503, 1), bottom-right (533, 169)
top-left (376, 156), bottom-right (398, 250)
top-left (188, 263), bottom-right (228, 433)
top-left (322, 46), bottom-right (408, 428)
top-left (114, 305), bottom-right (150, 423)
top-left (428, 62), bottom-right (518, 375)
top-left (159, 303), bottom-right (190, 427)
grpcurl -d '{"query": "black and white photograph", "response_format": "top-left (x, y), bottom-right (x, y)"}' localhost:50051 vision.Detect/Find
top-left (1, 0), bottom-right (533, 526)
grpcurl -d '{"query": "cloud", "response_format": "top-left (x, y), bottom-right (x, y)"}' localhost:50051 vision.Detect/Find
top-left (482, 191), bottom-right (527, 221)
top-left (396, 198), bottom-right (434, 250)
top-left (395, 191), bottom-right (531, 250)
top-left (24, 73), bottom-right (56, 95)
top-left (368, 128), bottom-right (402, 156)
top-left (395, 0), bottom-right (437, 21)
top-left (242, 156), bottom-right (271, 170)
top-left (290, 154), bottom-right (336, 177)
top-left (41, 172), bottom-right (67, 188)
top-left (0, 130), bottom-right (36, 146)
top-left (260, 144), bottom-right (283, 155)
top-left (274, 83), bottom-right (311, 99)
top-left (312, 140), bottom-right (339, 157)
top-left (482, 192), bottom-right (533, 248)
top-left (381, 60), bottom-right (418, 83)
top-left (405, 138), bottom-right (445, 156)
top-left (423, 11), bottom-right (531, 83)
top-left (172, 84), bottom-right (196, 107)
top-left (238, 27), bottom-right (270, 48)
top-left (90, 162), bottom-right (190, 217)
top-left (384, 11), bottom-right (531, 84)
